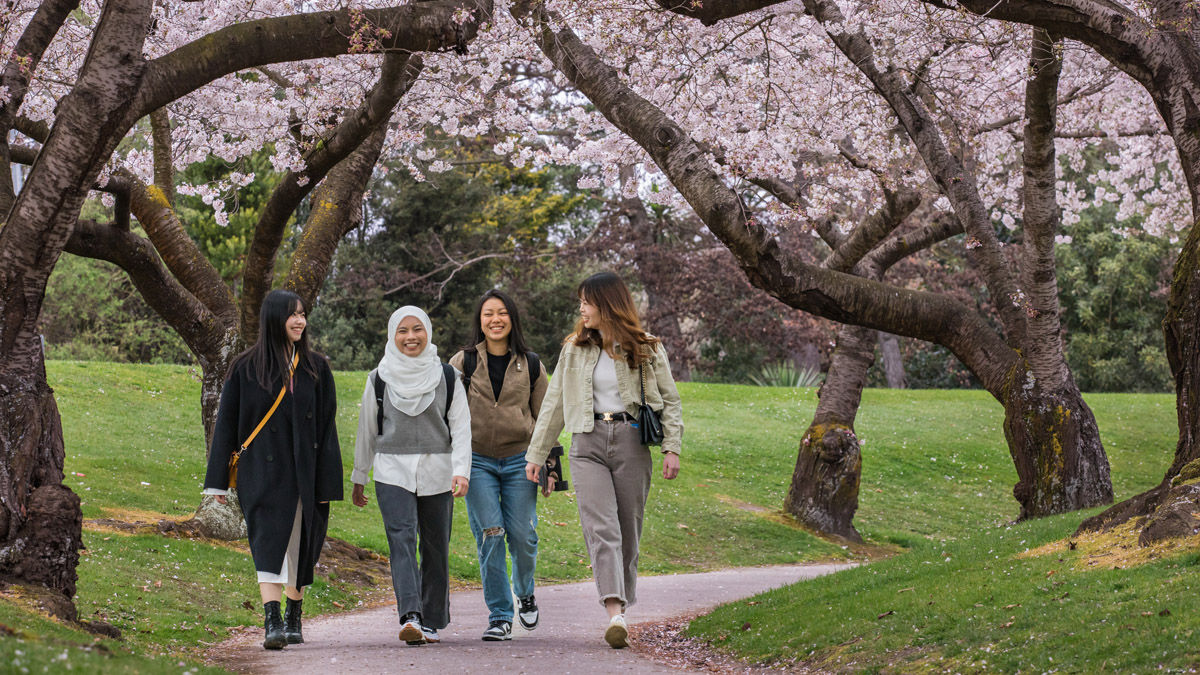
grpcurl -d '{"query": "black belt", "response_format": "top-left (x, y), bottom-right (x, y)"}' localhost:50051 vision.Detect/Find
top-left (594, 411), bottom-right (634, 422)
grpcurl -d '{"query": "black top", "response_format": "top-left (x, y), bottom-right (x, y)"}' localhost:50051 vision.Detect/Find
top-left (486, 351), bottom-right (512, 401)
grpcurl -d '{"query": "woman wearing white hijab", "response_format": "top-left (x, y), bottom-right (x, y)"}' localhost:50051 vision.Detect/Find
top-left (352, 306), bottom-right (471, 646)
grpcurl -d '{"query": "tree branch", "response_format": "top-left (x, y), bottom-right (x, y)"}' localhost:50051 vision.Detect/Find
top-left (65, 220), bottom-right (227, 358)
top-left (1018, 28), bottom-right (1070, 389)
top-left (654, 0), bottom-right (791, 26)
top-left (115, 168), bottom-right (237, 324)
top-left (284, 123), bottom-right (389, 308)
top-left (799, 0), bottom-right (1028, 345)
top-left (0, 0), bottom-right (79, 215)
top-left (822, 188), bottom-right (922, 273)
top-left (514, 1), bottom-right (1019, 395)
top-left (149, 108), bottom-right (175, 208)
top-left (133, 0), bottom-right (492, 119)
top-left (868, 211), bottom-right (964, 271)
top-left (239, 51), bottom-right (423, 341)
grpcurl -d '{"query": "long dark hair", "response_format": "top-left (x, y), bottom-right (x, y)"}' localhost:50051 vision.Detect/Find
top-left (466, 289), bottom-right (530, 356)
top-left (231, 289), bottom-right (320, 390)
top-left (570, 272), bottom-right (658, 366)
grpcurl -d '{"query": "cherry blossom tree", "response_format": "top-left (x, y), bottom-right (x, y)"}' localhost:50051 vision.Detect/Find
top-left (0, 0), bottom-right (490, 610)
top-left (900, 0), bottom-right (1200, 545)
top-left (477, 0), bottom-right (1187, 538)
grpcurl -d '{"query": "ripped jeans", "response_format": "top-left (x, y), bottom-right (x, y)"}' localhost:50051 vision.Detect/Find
top-left (465, 453), bottom-right (539, 624)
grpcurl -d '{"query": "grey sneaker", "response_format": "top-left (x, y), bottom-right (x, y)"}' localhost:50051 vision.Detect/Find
top-left (421, 626), bottom-right (440, 644)
top-left (517, 595), bottom-right (539, 630)
top-left (482, 620), bottom-right (512, 641)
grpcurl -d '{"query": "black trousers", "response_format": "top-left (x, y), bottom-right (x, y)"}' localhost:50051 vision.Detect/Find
top-left (375, 482), bottom-right (454, 629)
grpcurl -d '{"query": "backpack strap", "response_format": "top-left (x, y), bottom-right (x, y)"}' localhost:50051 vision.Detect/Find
top-left (525, 351), bottom-right (540, 389)
top-left (462, 350), bottom-right (478, 388)
top-left (442, 363), bottom-right (455, 433)
top-left (373, 370), bottom-right (386, 436)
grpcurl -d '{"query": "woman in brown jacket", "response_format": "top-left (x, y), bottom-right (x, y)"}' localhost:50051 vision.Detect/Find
top-left (449, 290), bottom-right (549, 641)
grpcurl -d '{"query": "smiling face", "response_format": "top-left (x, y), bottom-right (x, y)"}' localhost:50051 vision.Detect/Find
top-left (285, 303), bottom-right (307, 344)
top-left (480, 297), bottom-right (512, 347)
top-left (394, 315), bottom-right (428, 357)
top-left (579, 295), bottom-right (601, 330)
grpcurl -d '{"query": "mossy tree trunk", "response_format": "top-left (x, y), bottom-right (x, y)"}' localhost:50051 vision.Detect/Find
top-left (785, 323), bottom-right (873, 542)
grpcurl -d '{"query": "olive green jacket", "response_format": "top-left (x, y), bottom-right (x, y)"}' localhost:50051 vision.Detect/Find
top-left (525, 339), bottom-right (683, 464)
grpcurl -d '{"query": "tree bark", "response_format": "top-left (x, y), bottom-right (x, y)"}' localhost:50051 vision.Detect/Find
top-left (0, 355), bottom-right (81, 602)
top-left (0, 0), bottom-right (152, 606)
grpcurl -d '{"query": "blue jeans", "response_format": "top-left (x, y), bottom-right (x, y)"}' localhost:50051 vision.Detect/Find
top-left (465, 453), bottom-right (538, 623)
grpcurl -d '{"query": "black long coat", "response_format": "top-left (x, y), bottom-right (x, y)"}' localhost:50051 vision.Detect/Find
top-left (204, 355), bottom-right (343, 586)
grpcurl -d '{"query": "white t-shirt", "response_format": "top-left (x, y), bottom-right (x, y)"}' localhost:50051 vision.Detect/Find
top-left (592, 350), bottom-right (624, 414)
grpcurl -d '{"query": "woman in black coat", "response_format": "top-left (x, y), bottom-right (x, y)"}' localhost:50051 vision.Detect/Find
top-left (203, 289), bottom-right (343, 650)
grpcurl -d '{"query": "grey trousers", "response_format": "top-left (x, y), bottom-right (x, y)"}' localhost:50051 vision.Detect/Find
top-left (570, 419), bottom-right (652, 608)
top-left (375, 482), bottom-right (454, 629)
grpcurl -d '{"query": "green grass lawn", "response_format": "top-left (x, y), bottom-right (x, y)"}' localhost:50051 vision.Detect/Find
top-left (1, 361), bottom-right (1183, 673)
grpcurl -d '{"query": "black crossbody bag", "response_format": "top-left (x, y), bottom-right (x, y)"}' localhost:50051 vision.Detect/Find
top-left (636, 361), bottom-right (664, 446)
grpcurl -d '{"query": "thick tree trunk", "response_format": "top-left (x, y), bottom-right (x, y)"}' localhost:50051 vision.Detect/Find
top-left (784, 323), bottom-right (872, 542)
top-left (877, 332), bottom-right (906, 389)
top-left (1002, 362), bottom-right (1113, 518)
top-left (0, 348), bottom-right (82, 605)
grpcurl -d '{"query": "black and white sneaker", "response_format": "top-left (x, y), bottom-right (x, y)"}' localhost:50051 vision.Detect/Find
top-left (482, 620), bottom-right (512, 641)
top-left (517, 595), bottom-right (539, 630)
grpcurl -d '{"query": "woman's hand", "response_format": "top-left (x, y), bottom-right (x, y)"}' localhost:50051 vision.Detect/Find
top-left (451, 476), bottom-right (469, 498)
top-left (525, 462), bottom-right (542, 484)
top-left (352, 483), bottom-right (368, 507)
top-left (215, 494), bottom-right (227, 505)
top-left (662, 451), bottom-right (680, 480)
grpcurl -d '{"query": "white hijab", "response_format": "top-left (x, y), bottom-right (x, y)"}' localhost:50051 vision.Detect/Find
top-left (376, 306), bottom-right (442, 416)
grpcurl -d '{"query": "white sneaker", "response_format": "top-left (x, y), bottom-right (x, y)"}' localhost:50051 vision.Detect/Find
top-left (421, 626), bottom-right (440, 643)
top-left (399, 617), bottom-right (425, 645)
top-left (604, 614), bottom-right (628, 649)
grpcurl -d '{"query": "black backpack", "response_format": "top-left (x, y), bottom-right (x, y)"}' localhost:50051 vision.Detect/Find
top-left (373, 364), bottom-right (455, 436)
top-left (461, 350), bottom-right (541, 392)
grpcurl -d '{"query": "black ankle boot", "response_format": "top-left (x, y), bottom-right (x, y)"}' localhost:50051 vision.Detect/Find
top-left (263, 601), bottom-right (286, 650)
top-left (284, 597), bottom-right (304, 644)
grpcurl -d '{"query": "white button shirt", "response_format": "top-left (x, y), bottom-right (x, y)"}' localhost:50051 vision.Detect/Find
top-left (352, 376), bottom-right (472, 495)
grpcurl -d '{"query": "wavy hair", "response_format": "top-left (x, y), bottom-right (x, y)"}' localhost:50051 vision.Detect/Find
top-left (570, 271), bottom-right (658, 366)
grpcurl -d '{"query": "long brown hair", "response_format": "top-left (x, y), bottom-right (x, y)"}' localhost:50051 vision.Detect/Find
top-left (570, 272), bottom-right (659, 366)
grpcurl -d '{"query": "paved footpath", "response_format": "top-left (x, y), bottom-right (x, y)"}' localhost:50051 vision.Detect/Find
top-left (211, 563), bottom-right (850, 674)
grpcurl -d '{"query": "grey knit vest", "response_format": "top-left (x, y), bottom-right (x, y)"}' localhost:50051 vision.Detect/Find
top-left (372, 370), bottom-right (450, 455)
